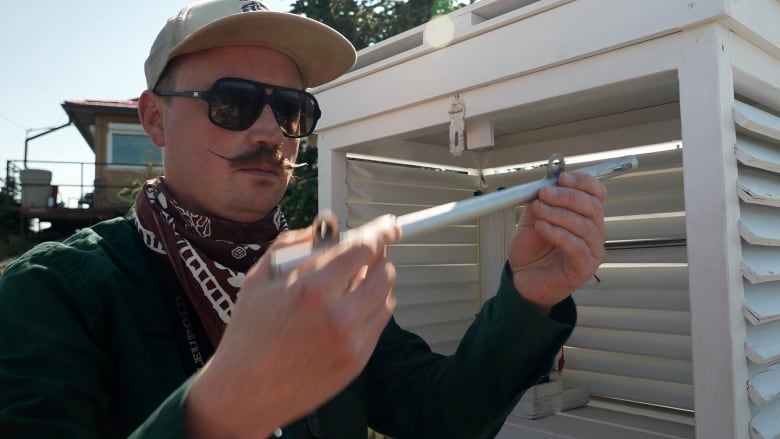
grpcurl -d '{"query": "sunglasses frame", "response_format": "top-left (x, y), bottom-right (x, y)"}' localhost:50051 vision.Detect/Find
top-left (155, 77), bottom-right (321, 138)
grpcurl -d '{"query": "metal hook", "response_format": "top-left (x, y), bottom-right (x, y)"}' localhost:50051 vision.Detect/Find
top-left (547, 153), bottom-right (566, 179)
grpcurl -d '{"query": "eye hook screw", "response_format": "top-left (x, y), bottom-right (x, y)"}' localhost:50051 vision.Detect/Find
top-left (547, 153), bottom-right (566, 179)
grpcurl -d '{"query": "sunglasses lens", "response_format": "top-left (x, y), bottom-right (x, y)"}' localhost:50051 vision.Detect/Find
top-left (209, 80), bottom-right (263, 130)
top-left (271, 91), bottom-right (318, 137)
top-left (206, 79), bottom-right (320, 137)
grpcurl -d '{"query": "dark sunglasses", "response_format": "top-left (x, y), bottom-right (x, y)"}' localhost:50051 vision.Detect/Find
top-left (155, 77), bottom-right (321, 138)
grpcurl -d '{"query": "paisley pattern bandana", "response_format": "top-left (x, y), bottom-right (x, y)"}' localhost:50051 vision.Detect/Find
top-left (133, 177), bottom-right (288, 346)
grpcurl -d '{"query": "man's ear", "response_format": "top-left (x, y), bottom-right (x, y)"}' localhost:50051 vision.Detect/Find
top-left (138, 90), bottom-right (166, 147)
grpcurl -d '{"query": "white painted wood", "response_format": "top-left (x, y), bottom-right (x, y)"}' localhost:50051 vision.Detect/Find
top-left (479, 210), bottom-right (507, 304)
top-left (563, 347), bottom-right (693, 384)
top-left (731, 34), bottom-right (780, 113)
top-left (588, 263), bottom-right (689, 287)
top-left (737, 166), bottom-right (780, 208)
top-left (735, 135), bottom-right (780, 174)
top-left (502, 405), bottom-right (695, 439)
top-left (727, 0), bottom-right (780, 57)
top-left (344, 159), bottom-right (482, 355)
top-left (750, 396), bottom-right (780, 439)
top-left (317, 37), bottom-right (685, 156)
top-left (318, 149), bottom-right (349, 229)
top-left (678, 23), bottom-right (750, 438)
top-left (741, 244), bottom-right (780, 284)
top-left (603, 246), bottom-right (687, 264)
top-left (735, 96), bottom-right (780, 431)
top-left (561, 369), bottom-right (694, 411)
top-left (577, 306), bottom-right (690, 335)
top-left (745, 319), bottom-right (780, 364)
top-left (605, 212), bottom-right (687, 242)
top-left (347, 179), bottom-right (472, 205)
top-left (743, 281), bottom-right (780, 325)
top-left (748, 363), bottom-right (780, 405)
top-left (734, 101), bottom-right (780, 143)
top-left (575, 286), bottom-right (690, 311)
top-left (311, 0), bottom-right (780, 436)
top-left (567, 327), bottom-right (692, 361)
top-left (346, 159), bottom-right (478, 188)
top-left (739, 203), bottom-right (780, 246)
top-left (483, 118), bottom-right (682, 170)
top-left (387, 244), bottom-right (477, 265)
top-left (466, 119), bottom-right (495, 151)
top-left (317, 0), bottom-right (716, 130)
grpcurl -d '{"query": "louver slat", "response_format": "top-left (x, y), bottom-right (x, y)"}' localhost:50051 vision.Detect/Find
top-left (742, 243), bottom-right (780, 284)
top-left (748, 363), bottom-right (780, 405)
top-left (347, 159), bottom-right (481, 355)
top-left (564, 176), bottom-right (692, 411)
top-left (560, 370), bottom-right (694, 411)
top-left (737, 100), bottom-right (780, 437)
top-left (740, 203), bottom-right (780, 246)
top-left (745, 319), bottom-right (780, 364)
top-left (734, 100), bottom-right (780, 142)
top-left (744, 280), bottom-right (780, 325)
top-left (737, 166), bottom-right (780, 208)
top-left (736, 135), bottom-right (780, 173)
top-left (751, 398), bottom-right (780, 439)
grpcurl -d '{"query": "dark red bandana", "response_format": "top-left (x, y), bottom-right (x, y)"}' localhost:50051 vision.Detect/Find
top-left (133, 177), bottom-right (288, 346)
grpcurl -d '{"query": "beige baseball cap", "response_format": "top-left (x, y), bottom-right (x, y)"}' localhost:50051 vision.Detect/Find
top-left (144, 0), bottom-right (356, 90)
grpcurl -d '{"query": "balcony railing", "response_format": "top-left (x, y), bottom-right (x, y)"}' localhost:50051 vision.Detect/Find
top-left (3, 159), bottom-right (160, 213)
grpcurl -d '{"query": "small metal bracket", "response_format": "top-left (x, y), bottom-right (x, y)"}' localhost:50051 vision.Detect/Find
top-left (449, 94), bottom-right (466, 156)
top-left (546, 153), bottom-right (566, 179)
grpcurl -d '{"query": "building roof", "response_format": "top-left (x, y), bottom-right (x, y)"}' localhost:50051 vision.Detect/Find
top-left (61, 98), bottom-right (140, 151)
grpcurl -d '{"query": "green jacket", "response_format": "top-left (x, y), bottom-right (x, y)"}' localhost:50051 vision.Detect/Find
top-left (0, 216), bottom-right (575, 438)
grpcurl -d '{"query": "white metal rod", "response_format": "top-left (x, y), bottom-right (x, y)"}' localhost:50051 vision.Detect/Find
top-left (271, 155), bottom-right (638, 275)
top-left (397, 155), bottom-right (638, 242)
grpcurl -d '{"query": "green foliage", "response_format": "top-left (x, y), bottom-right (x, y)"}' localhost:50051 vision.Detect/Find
top-left (280, 0), bottom-right (474, 229)
top-left (281, 142), bottom-right (319, 229)
top-left (117, 162), bottom-right (163, 203)
top-left (290, 0), bottom-right (470, 50)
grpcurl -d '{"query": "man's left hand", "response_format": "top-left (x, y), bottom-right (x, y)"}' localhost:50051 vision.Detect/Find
top-left (509, 171), bottom-right (607, 310)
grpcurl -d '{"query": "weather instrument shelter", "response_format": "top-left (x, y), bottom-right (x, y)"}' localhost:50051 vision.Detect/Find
top-left (312, 0), bottom-right (780, 438)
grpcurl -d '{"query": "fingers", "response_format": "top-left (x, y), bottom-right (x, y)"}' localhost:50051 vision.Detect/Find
top-left (530, 172), bottom-right (607, 261)
top-left (540, 172), bottom-right (606, 224)
top-left (294, 215), bottom-right (400, 293)
top-left (323, 259), bottom-right (397, 349)
top-left (248, 226), bottom-right (316, 279)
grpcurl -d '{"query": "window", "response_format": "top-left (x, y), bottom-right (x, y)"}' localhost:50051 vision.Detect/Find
top-left (107, 123), bottom-right (162, 169)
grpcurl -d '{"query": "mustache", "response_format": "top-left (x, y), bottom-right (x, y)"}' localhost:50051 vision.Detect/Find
top-left (208, 147), bottom-right (307, 170)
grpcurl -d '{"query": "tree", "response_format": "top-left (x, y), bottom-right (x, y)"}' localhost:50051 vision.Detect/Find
top-left (282, 0), bottom-right (472, 228)
top-left (280, 141), bottom-right (319, 229)
top-left (290, 0), bottom-right (471, 50)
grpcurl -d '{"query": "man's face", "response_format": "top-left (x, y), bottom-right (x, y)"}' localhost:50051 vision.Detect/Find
top-left (152, 46), bottom-right (302, 223)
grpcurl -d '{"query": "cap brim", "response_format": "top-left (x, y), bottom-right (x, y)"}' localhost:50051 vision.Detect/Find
top-left (169, 12), bottom-right (356, 88)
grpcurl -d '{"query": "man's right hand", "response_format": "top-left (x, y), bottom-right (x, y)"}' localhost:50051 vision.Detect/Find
top-left (185, 215), bottom-right (401, 438)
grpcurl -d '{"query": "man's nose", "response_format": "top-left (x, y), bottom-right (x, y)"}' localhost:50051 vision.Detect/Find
top-left (248, 104), bottom-right (285, 143)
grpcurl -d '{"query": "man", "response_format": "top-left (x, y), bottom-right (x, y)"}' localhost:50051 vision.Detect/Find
top-left (0, 0), bottom-right (606, 437)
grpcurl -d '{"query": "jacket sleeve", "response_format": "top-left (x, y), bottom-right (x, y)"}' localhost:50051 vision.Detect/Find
top-left (366, 262), bottom-right (576, 439)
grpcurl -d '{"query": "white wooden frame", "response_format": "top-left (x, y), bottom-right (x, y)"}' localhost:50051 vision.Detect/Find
top-left (314, 0), bottom-right (780, 437)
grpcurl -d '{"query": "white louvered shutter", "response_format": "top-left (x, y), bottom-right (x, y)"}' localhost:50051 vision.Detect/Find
top-left (564, 149), bottom-right (693, 411)
top-left (346, 159), bottom-right (482, 354)
top-left (482, 149), bottom-right (694, 414)
top-left (734, 100), bottom-right (780, 439)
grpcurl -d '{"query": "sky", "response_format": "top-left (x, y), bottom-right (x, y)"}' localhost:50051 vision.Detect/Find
top-left (0, 0), bottom-right (292, 207)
